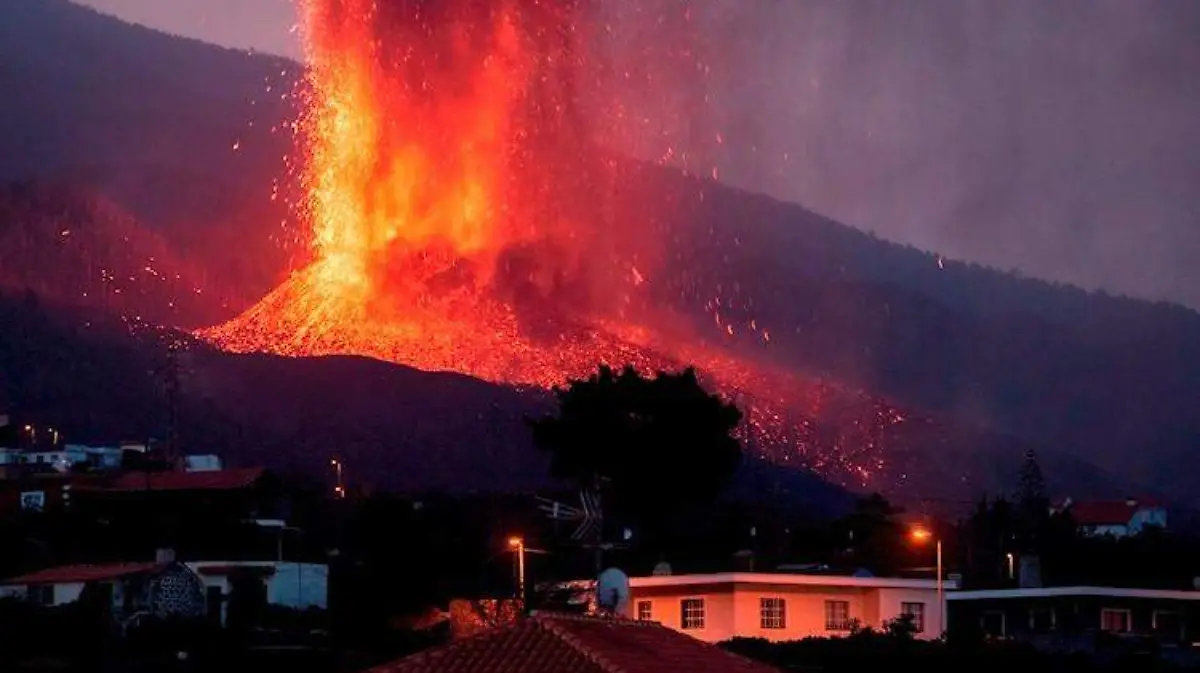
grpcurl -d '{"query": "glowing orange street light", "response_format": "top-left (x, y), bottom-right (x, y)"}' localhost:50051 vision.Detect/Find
top-left (508, 536), bottom-right (526, 606)
top-left (910, 526), bottom-right (944, 636)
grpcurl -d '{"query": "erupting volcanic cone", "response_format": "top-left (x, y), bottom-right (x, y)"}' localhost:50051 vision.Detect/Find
top-left (200, 0), bottom-right (904, 488)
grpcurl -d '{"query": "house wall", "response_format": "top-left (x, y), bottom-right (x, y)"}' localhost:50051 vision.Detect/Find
top-left (949, 595), bottom-right (1200, 645)
top-left (874, 587), bottom-right (944, 637)
top-left (268, 563), bottom-right (329, 609)
top-left (0, 581), bottom-right (86, 605)
top-left (1130, 508), bottom-right (1167, 534)
top-left (1083, 523), bottom-right (1130, 538)
top-left (52, 582), bottom-right (85, 605)
top-left (187, 561), bottom-right (329, 625)
top-left (630, 581), bottom-right (943, 642)
top-left (629, 583), bottom-right (736, 642)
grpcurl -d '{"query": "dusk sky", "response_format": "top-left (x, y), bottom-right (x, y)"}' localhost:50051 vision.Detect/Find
top-left (74, 0), bottom-right (1200, 308)
top-left (77, 0), bottom-right (302, 57)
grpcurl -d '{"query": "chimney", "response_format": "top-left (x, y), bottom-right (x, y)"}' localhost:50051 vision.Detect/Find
top-left (155, 548), bottom-right (176, 565)
top-left (733, 549), bottom-right (755, 572)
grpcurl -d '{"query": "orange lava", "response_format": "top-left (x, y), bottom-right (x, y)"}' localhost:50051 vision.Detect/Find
top-left (202, 0), bottom-right (675, 387)
top-left (199, 0), bottom-right (896, 485)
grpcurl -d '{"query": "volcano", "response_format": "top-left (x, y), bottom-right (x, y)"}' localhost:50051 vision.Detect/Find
top-left (6, 0), bottom-right (1200, 508)
top-left (197, 0), bottom-right (910, 485)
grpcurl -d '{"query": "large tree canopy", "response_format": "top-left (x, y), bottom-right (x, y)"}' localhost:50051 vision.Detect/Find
top-left (530, 365), bottom-right (743, 522)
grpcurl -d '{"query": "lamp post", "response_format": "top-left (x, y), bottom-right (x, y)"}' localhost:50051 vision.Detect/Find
top-left (508, 536), bottom-right (526, 607)
top-left (330, 458), bottom-right (345, 499)
top-left (911, 526), bottom-right (943, 636)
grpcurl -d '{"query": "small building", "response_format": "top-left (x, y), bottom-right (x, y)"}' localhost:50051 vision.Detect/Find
top-left (948, 586), bottom-right (1200, 653)
top-left (77, 466), bottom-right (283, 523)
top-left (186, 560), bottom-right (329, 625)
top-left (368, 611), bottom-right (777, 672)
top-left (624, 572), bottom-right (954, 642)
top-left (1056, 497), bottom-right (1167, 537)
top-left (22, 444), bottom-right (123, 471)
top-left (0, 554), bottom-right (206, 628)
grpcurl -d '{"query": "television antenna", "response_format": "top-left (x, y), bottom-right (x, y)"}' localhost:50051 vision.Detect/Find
top-left (537, 488), bottom-right (628, 572)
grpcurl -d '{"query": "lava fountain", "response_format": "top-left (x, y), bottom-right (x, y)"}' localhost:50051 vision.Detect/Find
top-left (204, 0), bottom-right (707, 385)
top-left (201, 0), bottom-right (900, 484)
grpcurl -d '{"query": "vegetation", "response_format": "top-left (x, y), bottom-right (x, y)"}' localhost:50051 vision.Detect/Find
top-left (530, 365), bottom-right (743, 546)
top-left (721, 629), bottom-right (1179, 673)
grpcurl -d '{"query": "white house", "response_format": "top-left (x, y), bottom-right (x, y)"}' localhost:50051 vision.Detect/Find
top-left (0, 557), bottom-right (207, 625)
top-left (21, 444), bottom-right (123, 471)
top-left (186, 560), bottom-right (329, 625)
top-left (1057, 498), bottom-right (1168, 538)
top-left (621, 572), bottom-right (956, 642)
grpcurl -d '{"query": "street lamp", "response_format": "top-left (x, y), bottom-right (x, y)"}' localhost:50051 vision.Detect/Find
top-left (508, 536), bottom-right (525, 607)
top-left (910, 526), bottom-right (944, 637)
top-left (330, 458), bottom-right (345, 499)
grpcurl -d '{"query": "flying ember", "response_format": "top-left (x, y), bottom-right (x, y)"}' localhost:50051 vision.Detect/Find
top-left (199, 0), bottom-right (899, 486)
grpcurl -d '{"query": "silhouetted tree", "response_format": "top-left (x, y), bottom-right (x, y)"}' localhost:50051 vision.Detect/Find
top-left (1015, 450), bottom-right (1050, 552)
top-left (835, 493), bottom-right (906, 574)
top-left (529, 365), bottom-right (743, 542)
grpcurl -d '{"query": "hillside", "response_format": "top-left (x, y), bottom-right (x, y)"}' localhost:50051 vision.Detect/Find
top-left (0, 292), bottom-right (856, 515)
top-left (0, 0), bottom-right (302, 308)
top-left (0, 181), bottom-right (244, 326)
top-left (0, 0), bottom-right (1198, 506)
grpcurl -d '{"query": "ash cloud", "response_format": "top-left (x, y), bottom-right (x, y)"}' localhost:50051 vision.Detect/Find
top-left (594, 0), bottom-right (1200, 308)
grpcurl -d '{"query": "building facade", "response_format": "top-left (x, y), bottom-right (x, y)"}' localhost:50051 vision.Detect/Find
top-left (948, 586), bottom-right (1200, 660)
top-left (0, 559), bottom-right (207, 626)
top-left (187, 560), bottom-right (329, 625)
top-left (1055, 498), bottom-right (1167, 537)
top-left (625, 572), bottom-right (953, 642)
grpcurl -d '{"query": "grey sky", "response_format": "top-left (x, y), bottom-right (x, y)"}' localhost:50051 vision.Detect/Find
top-left (77, 0), bottom-right (302, 57)
top-left (77, 0), bottom-right (1200, 308)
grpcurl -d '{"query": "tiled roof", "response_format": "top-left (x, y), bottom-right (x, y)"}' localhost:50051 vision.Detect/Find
top-left (371, 612), bottom-right (778, 673)
top-left (1069, 499), bottom-right (1162, 526)
top-left (103, 467), bottom-right (266, 492)
top-left (2, 562), bottom-right (160, 585)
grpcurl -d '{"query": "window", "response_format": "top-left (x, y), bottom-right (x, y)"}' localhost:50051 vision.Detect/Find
top-left (760, 597), bottom-right (786, 629)
top-left (29, 585), bottom-right (54, 605)
top-left (636, 600), bottom-right (652, 621)
top-left (981, 610), bottom-right (1007, 638)
top-left (901, 602), bottom-right (926, 633)
top-left (825, 600), bottom-right (851, 631)
top-left (1029, 607), bottom-right (1056, 633)
top-left (19, 491), bottom-right (45, 512)
top-left (681, 598), bottom-right (705, 630)
top-left (1101, 608), bottom-right (1131, 633)
top-left (1153, 610), bottom-right (1183, 642)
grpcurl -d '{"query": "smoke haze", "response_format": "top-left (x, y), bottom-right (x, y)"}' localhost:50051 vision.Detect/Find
top-left (78, 0), bottom-right (1200, 308)
top-left (597, 0), bottom-right (1200, 307)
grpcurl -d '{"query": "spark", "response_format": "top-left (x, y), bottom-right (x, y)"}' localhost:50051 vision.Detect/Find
top-left (194, 0), bottom-right (906, 487)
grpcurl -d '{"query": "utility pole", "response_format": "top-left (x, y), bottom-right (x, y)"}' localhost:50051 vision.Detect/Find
top-left (163, 342), bottom-right (182, 470)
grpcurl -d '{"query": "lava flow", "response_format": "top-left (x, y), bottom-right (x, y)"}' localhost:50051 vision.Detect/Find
top-left (204, 0), bottom-right (699, 384)
top-left (200, 0), bottom-right (897, 485)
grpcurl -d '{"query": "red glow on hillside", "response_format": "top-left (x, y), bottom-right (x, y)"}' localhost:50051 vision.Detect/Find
top-left (199, 0), bottom-right (901, 486)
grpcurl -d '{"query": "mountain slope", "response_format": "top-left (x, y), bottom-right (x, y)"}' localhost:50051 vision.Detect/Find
top-left (0, 181), bottom-right (245, 326)
top-left (1, 0), bottom-right (1198, 505)
top-left (0, 0), bottom-right (302, 309)
top-left (0, 293), bottom-right (857, 515)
